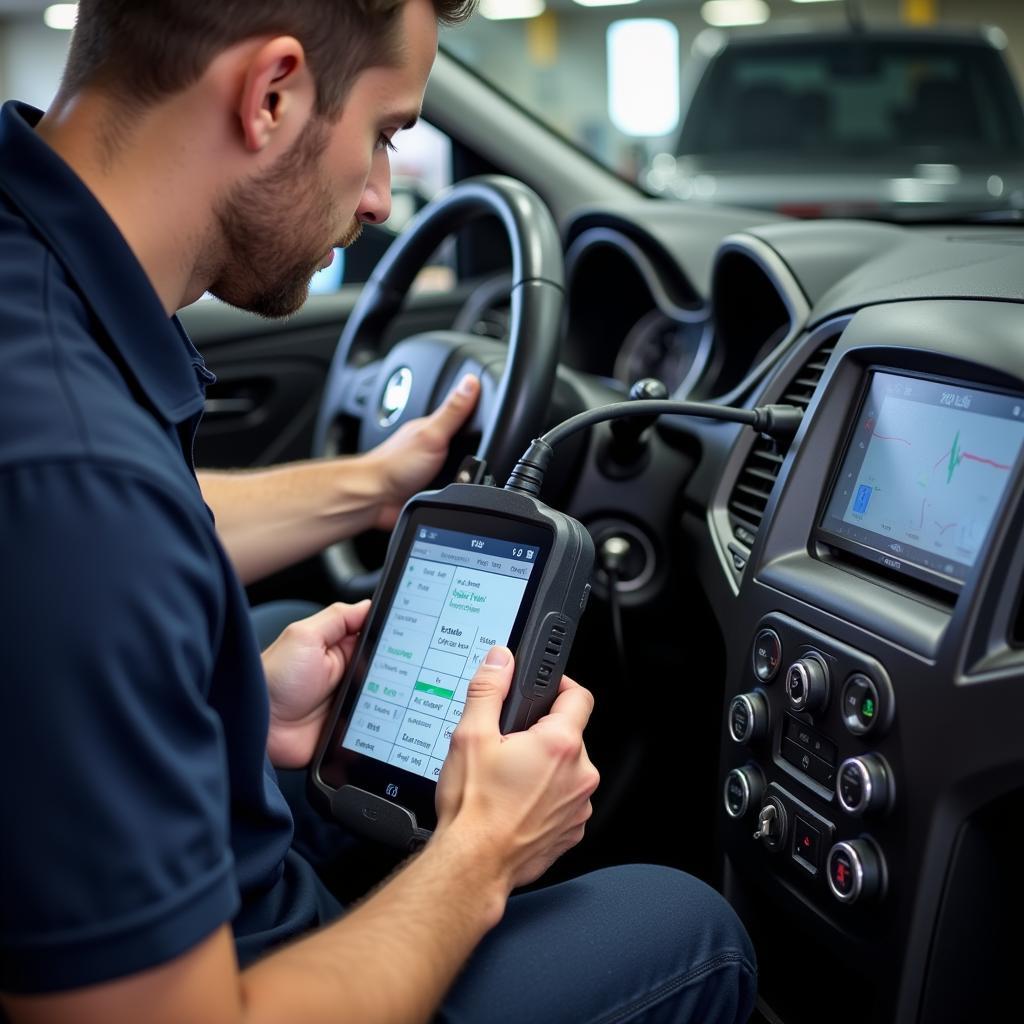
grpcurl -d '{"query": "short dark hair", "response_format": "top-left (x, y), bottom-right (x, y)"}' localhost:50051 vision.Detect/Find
top-left (61, 0), bottom-right (476, 117)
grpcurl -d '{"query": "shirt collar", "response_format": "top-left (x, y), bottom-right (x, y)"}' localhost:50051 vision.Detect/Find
top-left (0, 101), bottom-right (208, 424)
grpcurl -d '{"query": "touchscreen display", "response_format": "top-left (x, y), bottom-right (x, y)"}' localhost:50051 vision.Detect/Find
top-left (820, 372), bottom-right (1024, 587)
top-left (339, 525), bottom-right (541, 779)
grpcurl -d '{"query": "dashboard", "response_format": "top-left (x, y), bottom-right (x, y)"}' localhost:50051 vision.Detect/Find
top-left (552, 203), bottom-right (1024, 1024)
top-left (183, 183), bottom-right (1024, 1024)
top-left (713, 306), bottom-right (1024, 1024)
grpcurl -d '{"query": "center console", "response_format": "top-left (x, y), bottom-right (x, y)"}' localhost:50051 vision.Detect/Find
top-left (716, 300), bottom-right (1024, 1024)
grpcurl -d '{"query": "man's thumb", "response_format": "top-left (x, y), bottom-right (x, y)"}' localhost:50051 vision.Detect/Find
top-left (306, 599), bottom-right (370, 649)
top-left (430, 374), bottom-right (479, 436)
top-left (459, 646), bottom-right (514, 731)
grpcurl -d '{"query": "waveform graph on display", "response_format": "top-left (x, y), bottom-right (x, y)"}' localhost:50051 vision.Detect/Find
top-left (847, 391), bottom-right (1023, 566)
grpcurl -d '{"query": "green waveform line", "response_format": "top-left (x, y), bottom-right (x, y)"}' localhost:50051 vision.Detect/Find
top-left (946, 430), bottom-right (961, 485)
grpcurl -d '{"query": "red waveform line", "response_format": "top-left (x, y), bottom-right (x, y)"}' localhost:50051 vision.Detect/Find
top-left (961, 452), bottom-right (1012, 471)
top-left (872, 431), bottom-right (912, 445)
top-left (931, 449), bottom-right (1011, 472)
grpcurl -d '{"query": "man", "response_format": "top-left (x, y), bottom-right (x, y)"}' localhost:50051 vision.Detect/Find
top-left (0, 2), bottom-right (756, 1021)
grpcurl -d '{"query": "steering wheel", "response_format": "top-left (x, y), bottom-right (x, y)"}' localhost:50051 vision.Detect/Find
top-left (313, 175), bottom-right (565, 601)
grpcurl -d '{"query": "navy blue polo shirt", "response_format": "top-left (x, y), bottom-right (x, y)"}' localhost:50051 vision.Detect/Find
top-left (0, 102), bottom-right (335, 994)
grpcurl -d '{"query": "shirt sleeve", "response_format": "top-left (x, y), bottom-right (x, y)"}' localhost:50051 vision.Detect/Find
top-left (0, 459), bottom-right (240, 993)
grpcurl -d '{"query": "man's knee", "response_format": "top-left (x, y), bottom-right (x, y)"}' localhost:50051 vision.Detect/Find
top-left (442, 863), bottom-right (756, 1024)
top-left (571, 864), bottom-right (756, 1024)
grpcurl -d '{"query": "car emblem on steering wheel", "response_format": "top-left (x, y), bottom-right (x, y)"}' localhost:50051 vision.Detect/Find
top-left (379, 367), bottom-right (413, 427)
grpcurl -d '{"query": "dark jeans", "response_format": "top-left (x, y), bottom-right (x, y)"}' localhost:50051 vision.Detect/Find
top-left (252, 601), bottom-right (757, 1024)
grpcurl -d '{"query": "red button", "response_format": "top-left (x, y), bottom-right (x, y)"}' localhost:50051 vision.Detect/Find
top-left (792, 815), bottom-right (822, 870)
top-left (830, 848), bottom-right (855, 895)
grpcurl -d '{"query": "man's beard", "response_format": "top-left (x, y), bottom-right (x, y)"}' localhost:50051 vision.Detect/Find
top-left (208, 120), bottom-right (360, 319)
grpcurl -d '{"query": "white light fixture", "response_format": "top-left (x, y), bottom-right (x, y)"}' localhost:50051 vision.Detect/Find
top-left (607, 19), bottom-right (680, 138)
top-left (43, 3), bottom-right (78, 30)
top-left (573, 0), bottom-right (641, 7)
top-left (700, 0), bottom-right (769, 28)
top-left (480, 0), bottom-right (545, 19)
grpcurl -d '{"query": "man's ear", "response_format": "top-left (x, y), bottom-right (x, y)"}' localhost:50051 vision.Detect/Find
top-left (237, 36), bottom-right (315, 153)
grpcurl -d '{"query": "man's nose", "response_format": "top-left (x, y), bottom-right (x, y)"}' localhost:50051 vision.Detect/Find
top-left (357, 157), bottom-right (392, 225)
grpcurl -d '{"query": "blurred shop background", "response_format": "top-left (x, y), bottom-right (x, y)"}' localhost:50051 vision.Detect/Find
top-left (3, 0), bottom-right (1022, 258)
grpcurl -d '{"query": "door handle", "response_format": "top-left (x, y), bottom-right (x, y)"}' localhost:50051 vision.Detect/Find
top-left (203, 396), bottom-right (258, 418)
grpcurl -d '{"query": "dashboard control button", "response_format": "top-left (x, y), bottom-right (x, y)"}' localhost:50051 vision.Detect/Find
top-left (753, 795), bottom-right (788, 852)
top-left (782, 738), bottom-right (836, 788)
top-left (792, 815), bottom-right (822, 871)
top-left (837, 755), bottom-right (892, 816)
top-left (728, 692), bottom-right (769, 744)
top-left (842, 674), bottom-right (882, 735)
top-left (781, 737), bottom-right (813, 775)
top-left (783, 715), bottom-right (837, 764)
top-left (753, 629), bottom-right (783, 683)
top-left (724, 765), bottom-right (765, 819)
top-left (827, 839), bottom-right (885, 904)
top-left (785, 654), bottom-right (830, 713)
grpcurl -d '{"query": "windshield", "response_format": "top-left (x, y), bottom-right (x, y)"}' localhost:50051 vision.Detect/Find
top-left (442, 4), bottom-right (1024, 219)
top-left (678, 40), bottom-right (1024, 162)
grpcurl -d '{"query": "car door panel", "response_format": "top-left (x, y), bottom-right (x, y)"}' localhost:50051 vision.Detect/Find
top-left (180, 284), bottom-right (475, 469)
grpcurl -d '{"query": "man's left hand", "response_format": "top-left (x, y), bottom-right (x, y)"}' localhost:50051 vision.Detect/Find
top-left (363, 373), bottom-right (480, 529)
top-left (263, 600), bottom-right (371, 768)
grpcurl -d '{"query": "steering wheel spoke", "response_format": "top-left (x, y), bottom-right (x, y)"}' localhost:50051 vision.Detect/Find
top-left (318, 361), bottom-right (382, 457)
top-left (341, 362), bottom-right (382, 420)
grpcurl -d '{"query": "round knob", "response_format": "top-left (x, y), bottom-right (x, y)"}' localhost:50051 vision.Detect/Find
top-left (724, 765), bottom-right (765, 819)
top-left (841, 673), bottom-right (888, 736)
top-left (728, 692), bottom-right (769, 744)
top-left (837, 754), bottom-right (892, 816)
top-left (753, 795), bottom-right (788, 852)
top-left (827, 838), bottom-right (886, 904)
top-left (785, 654), bottom-right (830, 713)
top-left (752, 628), bottom-right (782, 683)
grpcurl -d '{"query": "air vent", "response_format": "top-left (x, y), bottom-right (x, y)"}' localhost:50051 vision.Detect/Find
top-left (727, 338), bottom-right (837, 551)
top-left (780, 341), bottom-right (836, 411)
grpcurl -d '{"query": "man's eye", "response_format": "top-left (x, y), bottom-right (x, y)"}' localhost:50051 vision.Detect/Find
top-left (376, 133), bottom-right (398, 154)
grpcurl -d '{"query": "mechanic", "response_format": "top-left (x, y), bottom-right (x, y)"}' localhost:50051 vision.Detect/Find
top-left (0, 2), bottom-right (756, 1022)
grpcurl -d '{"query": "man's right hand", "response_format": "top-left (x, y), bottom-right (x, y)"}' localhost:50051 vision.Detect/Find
top-left (435, 646), bottom-right (601, 892)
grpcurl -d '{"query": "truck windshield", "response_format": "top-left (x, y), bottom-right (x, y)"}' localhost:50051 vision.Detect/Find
top-left (677, 40), bottom-right (1024, 162)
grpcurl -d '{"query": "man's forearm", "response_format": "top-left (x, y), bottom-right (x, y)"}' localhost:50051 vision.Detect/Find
top-left (241, 827), bottom-right (510, 1024)
top-left (199, 460), bottom-right (381, 585)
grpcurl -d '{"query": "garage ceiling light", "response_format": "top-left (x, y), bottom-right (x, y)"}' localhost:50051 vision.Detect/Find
top-left (480, 0), bottom-right (546, 18)
top-left (700, 0), bottom-right (769, 27)
top-left (44, 3), bottom-right (78, 30)
top-left (607, 19), bottom-right (680, 137)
